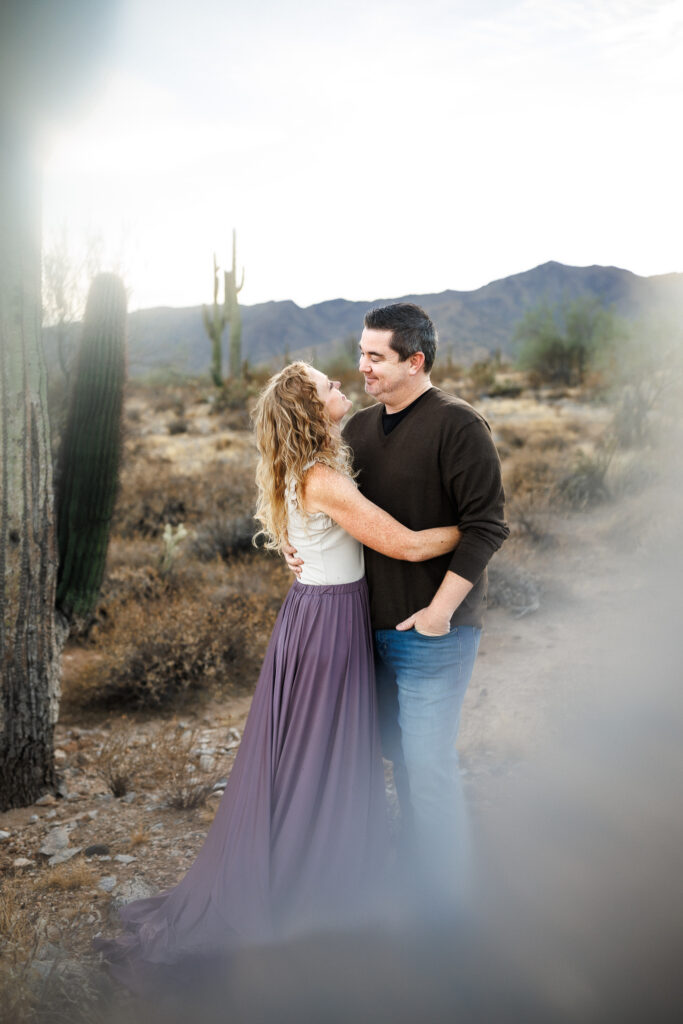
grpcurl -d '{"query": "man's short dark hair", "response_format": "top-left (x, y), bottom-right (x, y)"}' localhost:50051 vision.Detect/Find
top-left (363, 303), bottom-right (437, 373)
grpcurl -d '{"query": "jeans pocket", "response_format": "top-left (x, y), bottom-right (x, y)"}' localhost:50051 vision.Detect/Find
top-left (412, 626), bottom-right (451, 640)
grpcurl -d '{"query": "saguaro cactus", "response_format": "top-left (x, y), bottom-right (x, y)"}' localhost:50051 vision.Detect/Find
top-left (0, 126), bottom-right (60, 809)
top-left (0, 0), bottom-right (121, 811)
top-left (226, 229), bottom-right (245, 379)
top-left (202, 253), bottom-right (229, 388)
top-left (55, 272), bottom-right (127, 620)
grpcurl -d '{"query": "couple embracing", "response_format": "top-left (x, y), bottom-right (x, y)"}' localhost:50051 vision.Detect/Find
top-left (94, 302), bottom-right (509, 993)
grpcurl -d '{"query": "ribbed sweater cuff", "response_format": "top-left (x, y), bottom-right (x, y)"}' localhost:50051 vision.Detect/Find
top-left (448, 545), bottom-right (490, 585)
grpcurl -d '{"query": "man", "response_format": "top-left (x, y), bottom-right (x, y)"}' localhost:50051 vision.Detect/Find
top-left (289, 303), bottom-right (509, 897)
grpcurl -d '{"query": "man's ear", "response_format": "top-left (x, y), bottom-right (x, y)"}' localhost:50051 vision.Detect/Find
top-left (408, 351), bottom-right (426, 375)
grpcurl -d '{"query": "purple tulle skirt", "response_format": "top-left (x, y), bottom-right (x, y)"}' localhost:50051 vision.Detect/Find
top-left (92, 577), bottom-right (389, 995)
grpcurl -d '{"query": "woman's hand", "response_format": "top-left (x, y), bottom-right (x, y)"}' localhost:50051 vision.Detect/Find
top-left (283, 541), bottom-right (303, 577)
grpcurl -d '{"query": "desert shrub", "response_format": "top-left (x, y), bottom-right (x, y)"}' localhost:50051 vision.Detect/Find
top-left (191, 514), bottom-right (256, 561)
top-left (504, 495), bottom-right (555, 548)
top-left (64, 554), bottom-right (290, 710)
top-left (487, 561), bottom-right (541, 617)
top-left (35, 861), bottom-right (97, 892)
top-left (0, 878), bottom-right (41, 1024)
top-left (605, 449), bottom-right (660, 500)
top-left (515, 298), bottom-right (621, 387)
top-left (168, 417), bottom-right (189, 435)
top-left (503, 448), bottom-right (566, 506)
top-left (113, 456), bottom-right (257, 540)
top-left (430, 354), bottom-right (463, 386)
top-left (467, 359), bottom-right (496, 395)
top-left (96, 725), bottom-right (135, 795)
top-left (495, 425), bottom-right (526, 450)
top-left (159, 725), bottom-right (220, 810)
top-left (212, 378), bottom-right (252, 411)
top-left (152, 391), bottom-right (186, 415)
top-left (487, 380), bottom-right (524, 399)
top-left (553, 448), bottom-right (613, 510)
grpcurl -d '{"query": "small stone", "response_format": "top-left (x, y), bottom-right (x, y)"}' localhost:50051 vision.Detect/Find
top-left (98, 876), bottom-right (117, 893)
top-left (35, 941), bottom-right (63, 961)
top-left (30, 961), bottom-right (53, 982)
top-left (48, 847), bottom-right (82, 866)
top-left (122, 791), bottom-right (137, 804)
top-left (212, 778), bottom-right (228, 791)
top-left (0, 830), bottom-right (10, 841)
top-left (150, 822), bottom-right (164, 831)
top-left (45, 810), bottom-right (57, 819)
top-left (198, 754), bottom-right (215, 773)
top-left (85, 844), bottom-right (110, 857)
top-left (14, 857), bottom-right (33, 868)
top-left (65, 792), bottom-right (81, 802)
top-left (54, 749), bottom-right (67, 763)
top-left (87, 809), bottom-right (99, 820)
top-left (114, 854), bottom-right (136, 864)
top-left (98, 793), bottom-right (114, 803)
top-left (226, 727), bottom-right (241, 745)
top-left (110, 878), bottom-right (157, 910)
top-left (29, 814), bottom-right (39, 823)
top-left (39, 827), bottom-right (69, 857)
top-left (35, 793), bottom-right (57, 806)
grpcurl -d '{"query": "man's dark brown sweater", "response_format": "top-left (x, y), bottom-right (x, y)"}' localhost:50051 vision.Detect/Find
top-left (343, 387), bottom-right (509, 630)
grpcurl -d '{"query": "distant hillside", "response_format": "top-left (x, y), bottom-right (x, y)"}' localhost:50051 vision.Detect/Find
top-left (43, 262), bottom-right (683, 378)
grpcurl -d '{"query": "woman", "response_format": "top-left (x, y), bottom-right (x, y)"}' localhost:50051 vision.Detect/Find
top-left (93, 363), bottom-right (460, 993)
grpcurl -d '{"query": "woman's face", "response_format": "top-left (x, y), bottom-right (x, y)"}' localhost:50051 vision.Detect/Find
top-left (307, 367), bottom-right (352, 424)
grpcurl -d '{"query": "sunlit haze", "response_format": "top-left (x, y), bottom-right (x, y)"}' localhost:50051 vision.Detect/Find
top-left (42, 0), bottom-right (683, 312)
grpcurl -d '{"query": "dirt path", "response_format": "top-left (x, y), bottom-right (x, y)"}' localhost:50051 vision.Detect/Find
top-left (459, 478), bottom-right (672, 809)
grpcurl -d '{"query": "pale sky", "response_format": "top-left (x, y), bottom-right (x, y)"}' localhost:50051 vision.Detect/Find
top-left (42, 0), bottom-right (683, 312)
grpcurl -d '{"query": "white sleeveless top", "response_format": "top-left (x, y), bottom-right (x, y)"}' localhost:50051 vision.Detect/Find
top-left (286, 470), bottom-right (364, 586)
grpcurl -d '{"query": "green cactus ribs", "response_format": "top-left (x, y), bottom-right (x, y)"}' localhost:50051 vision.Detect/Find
top-left (202, 229), bottom-right (245, 387)
top-left (55, 272), bottom-right (127, 621)
top-left (227, 228), bottom-right (245, 380)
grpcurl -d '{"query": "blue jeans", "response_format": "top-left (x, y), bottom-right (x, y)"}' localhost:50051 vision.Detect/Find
top-left (374, 625), bottom-right (482, 899)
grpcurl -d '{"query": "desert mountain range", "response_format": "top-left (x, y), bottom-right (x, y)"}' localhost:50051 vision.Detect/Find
top-left (44, 261), bottom-right (683, 378)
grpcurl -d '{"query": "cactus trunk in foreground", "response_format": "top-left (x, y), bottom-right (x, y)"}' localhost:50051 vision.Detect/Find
top-left (0, 128), bottom-right (60, 810)
top-left (55, 273), bottom-right (127, 620)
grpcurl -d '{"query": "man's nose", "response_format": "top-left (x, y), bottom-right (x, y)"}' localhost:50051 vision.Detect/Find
top-left (358, 353), bottom-right (370, 373)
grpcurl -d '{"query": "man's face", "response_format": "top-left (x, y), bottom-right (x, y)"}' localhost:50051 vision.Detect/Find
top-left (358, 327), bottom-right (413, 405)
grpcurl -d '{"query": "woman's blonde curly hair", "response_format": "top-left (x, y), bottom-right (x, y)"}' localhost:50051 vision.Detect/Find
top-left (252, 362), bottom-right (354, 552)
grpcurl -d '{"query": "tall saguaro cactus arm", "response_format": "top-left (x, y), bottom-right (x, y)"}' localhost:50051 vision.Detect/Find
top-left (55, 273), bottom-right (127, 620)
top-left (227, 228), bottom-right (245, 379)
top-left (202, 253), bottom-right (229, 388)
